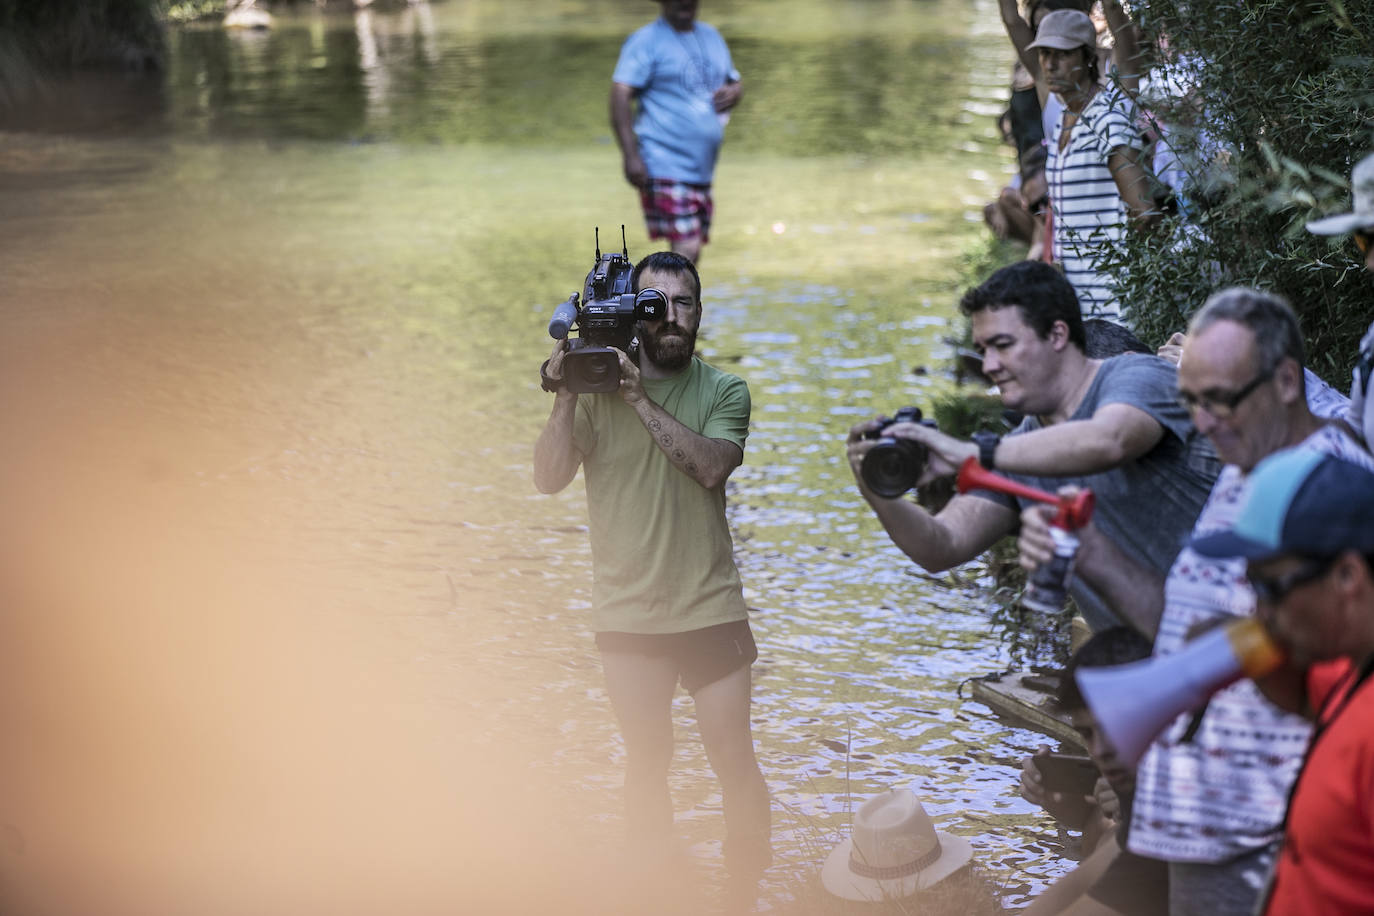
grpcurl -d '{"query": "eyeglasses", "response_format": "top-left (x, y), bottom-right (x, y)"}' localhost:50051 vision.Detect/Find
top-left (1355, 229), bottom-right (1372, 255)
top-left (1176, 369), bottom-right (1273, 419)
top-left (1248, 556), bottom-right (1336, 605)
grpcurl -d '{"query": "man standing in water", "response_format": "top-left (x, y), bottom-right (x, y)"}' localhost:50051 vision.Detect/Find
top-left (611, 0), bottom-right (743, 264)
top-left (534, 251), bottom-right (769, 906)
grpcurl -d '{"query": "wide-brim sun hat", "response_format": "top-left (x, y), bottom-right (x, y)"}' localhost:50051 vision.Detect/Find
top-left (821, 786), bottom-right (974, 902)
top-left (1026, 8), bottom-right (1096, 51)
top-left (1306, 151), bottom-right (1374, 236)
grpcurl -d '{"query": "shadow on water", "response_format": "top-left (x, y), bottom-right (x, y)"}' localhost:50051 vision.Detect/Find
top-left (0, 1), bottom-right (1075, 912)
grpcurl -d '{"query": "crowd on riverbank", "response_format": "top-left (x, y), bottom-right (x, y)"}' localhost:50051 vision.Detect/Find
top-left (830, 2), bottom-right (1374, 912)
top-left (559, 1), bottom-right (1374, 913)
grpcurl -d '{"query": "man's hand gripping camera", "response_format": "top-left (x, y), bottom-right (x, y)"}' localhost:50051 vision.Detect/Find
top-left (542, 228), bottom-right (666, 395)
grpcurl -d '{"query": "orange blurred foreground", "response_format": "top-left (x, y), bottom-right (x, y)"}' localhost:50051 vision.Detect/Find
top-left (0, 308), bottom-right (703, 916)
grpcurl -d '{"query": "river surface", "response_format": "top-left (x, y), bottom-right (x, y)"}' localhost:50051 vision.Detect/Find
top-left (0, 2), bottom-right (1077, 913)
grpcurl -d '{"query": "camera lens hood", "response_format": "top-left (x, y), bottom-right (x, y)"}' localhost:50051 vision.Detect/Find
top-left (563, 346), bottom-right (622, 394)
top-left (861, 437), bottom-right (927, 499)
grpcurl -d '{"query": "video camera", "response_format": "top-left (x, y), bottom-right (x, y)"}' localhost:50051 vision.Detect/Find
top-left (544, 228), bottom-right (665, 394)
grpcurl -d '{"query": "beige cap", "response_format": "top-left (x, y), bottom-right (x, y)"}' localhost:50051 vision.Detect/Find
top-left (1026, 9), bottom-right (1096, 51)
top-left (1306, 152), bottom-right (1374, 235)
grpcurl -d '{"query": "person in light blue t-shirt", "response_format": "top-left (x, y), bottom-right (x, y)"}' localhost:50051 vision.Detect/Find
top-left (611, 0), bottom-right (742, 263)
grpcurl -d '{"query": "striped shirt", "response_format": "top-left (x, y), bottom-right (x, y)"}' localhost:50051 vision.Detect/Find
top-left (1045, 84), bottom-right (1142, 324)
top-left (1129, 423), bottom-right (1374, 863)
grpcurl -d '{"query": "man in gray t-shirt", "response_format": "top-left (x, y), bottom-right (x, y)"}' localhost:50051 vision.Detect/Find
top-left (975, 352), bottom-right (1218, 630)
top-left (846, 261), bottom-right (1217, 638)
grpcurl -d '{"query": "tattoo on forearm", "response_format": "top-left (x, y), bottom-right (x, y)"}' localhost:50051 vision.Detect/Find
top-left (646, 412), bottom-right (702, 478)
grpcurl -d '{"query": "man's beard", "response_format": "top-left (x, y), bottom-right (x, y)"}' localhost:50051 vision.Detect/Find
top-left (639, 323), bottom-right (696, 372)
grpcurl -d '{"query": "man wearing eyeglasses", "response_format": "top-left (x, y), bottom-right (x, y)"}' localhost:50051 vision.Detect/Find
top-left (1187, 450), bottom-right (1374, 914)
top-left (1019, 287), bottom-right (1368, 916)
top-left (1306, 150), bottom-right (1374, 444)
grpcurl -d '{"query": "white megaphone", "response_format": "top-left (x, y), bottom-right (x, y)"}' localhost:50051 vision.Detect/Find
top-left (1076, 618), bottom-right (1285, 768)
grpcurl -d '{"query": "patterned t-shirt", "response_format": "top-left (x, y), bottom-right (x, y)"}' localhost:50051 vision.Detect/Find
top-left (1129, 423), bottom-right (1374, 863)
top-left (1046, 84), bottom-right (1143, 323)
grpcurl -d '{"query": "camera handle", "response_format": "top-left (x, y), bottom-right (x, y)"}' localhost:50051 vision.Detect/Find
top-left (539, 359), bottom-right (564, 393)
top-left (955, 457), bottom-right (1095, 530)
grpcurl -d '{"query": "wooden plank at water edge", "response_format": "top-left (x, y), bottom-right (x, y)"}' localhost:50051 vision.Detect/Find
top-left (970, 670), bottom-right (1087, 750)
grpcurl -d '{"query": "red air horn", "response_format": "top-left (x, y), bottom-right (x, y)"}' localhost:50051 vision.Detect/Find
top-left (956, 457), bottom-right (1287, 767)
top-left (956, 456), bottom-right (1094, 615)
top-left (955, 457), bottom-right (1094, 528)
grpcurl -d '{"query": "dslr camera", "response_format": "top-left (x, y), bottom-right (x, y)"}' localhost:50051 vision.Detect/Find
top-left (860, 407), bottom-right (938, 498)
top-left (545, 228), bottom-right (665, 394)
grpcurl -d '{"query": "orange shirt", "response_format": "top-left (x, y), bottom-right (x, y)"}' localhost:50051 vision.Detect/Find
top-left (1264, 656), bottom-right (1374, 915)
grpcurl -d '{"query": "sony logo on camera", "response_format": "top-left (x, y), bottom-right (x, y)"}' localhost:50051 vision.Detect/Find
top-left (545, 230), bottom-right (664, 394)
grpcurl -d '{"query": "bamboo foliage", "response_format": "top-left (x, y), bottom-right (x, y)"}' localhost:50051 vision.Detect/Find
top-left (1099, 0), bottom-right (1374, 379)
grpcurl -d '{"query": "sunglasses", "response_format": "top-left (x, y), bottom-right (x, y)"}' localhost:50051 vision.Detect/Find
top-left (1175, 368), bottom-right (1273, 419)
top-left (1248, 555), bottom-right (1336, 604)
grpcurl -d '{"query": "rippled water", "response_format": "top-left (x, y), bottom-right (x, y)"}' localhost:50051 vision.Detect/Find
top-left (0, 1), bottom-right (1078, 912)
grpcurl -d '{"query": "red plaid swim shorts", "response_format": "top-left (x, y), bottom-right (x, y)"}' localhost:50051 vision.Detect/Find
top-left (640, 178), bottom-right (713, 244)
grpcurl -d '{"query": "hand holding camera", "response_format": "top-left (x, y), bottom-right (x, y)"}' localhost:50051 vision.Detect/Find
top-left (542, 228), bottom-right (664, 395)
top-left (852, 407), bottom-right (938, 498)
top-left (848, 407), bottom-right (993, 498)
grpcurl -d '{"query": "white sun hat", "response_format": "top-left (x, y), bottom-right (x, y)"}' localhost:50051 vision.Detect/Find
top-left (1306, 152), bottom-right (1374, 235)
top-left (821, 786), bottom-right (975, 902)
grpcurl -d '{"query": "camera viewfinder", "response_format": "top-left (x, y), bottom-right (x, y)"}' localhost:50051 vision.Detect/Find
top-left (635, 288), bottom-right (667, 321)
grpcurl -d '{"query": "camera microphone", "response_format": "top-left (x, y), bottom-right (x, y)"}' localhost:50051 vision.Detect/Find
top-left (548, 292), bottom-right (579, 339)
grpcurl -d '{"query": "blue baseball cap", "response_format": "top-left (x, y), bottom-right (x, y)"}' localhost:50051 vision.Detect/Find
top-left (1190, 449), bottom-right (1374, 561)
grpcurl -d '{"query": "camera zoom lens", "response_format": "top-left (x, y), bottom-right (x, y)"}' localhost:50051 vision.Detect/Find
top-left (565, 348), bottom-right (622, 394)
top-left (860, 438), bottom-right (926, 498)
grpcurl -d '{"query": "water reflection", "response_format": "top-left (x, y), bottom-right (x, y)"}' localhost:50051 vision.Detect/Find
top-left (0, 0), bottom-right (1074, 911)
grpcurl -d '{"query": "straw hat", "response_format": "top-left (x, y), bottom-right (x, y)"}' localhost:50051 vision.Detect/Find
top-left (1306, 152), bottom-right (1374, 235)
top-left (821, 787), bottom-right (974, 902)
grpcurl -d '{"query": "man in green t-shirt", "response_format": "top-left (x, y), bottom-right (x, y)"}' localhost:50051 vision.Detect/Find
top-left (534, 251), bottom-right (769, 899)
